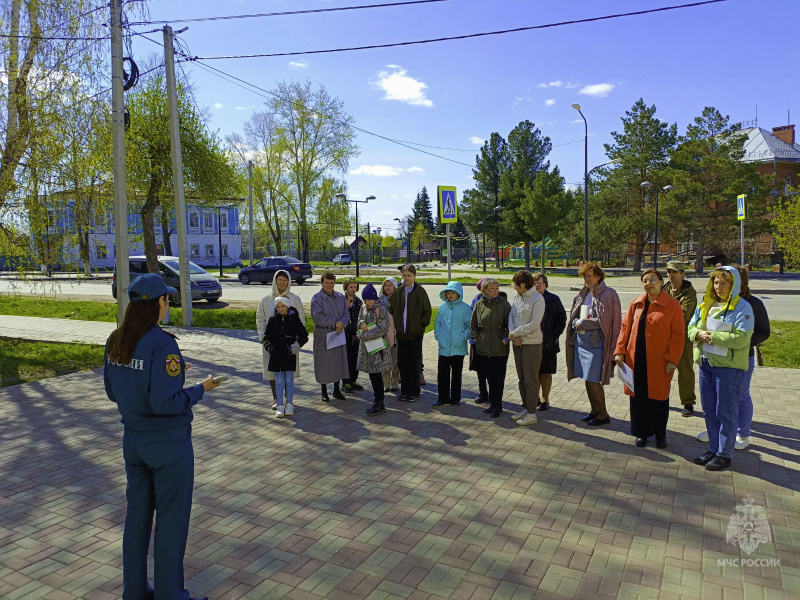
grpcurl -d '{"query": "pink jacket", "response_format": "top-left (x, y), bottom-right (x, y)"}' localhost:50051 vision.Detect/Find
top-left (566, 281), bottom-right (622, 386)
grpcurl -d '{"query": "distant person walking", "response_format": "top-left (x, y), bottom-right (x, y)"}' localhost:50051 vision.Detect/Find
top-left (533, 273), bottom-right (567, 412)
top-left (508, 270), bottom-right (545, 427)
top-left (566, 262), bottom-right (621, 427)
top-left (664, 261), bottom-right (698, 416)
top-left (433, 281), bottom-right (472, 407)
top-left (311, 271), bottom-right (349, 402)
top-left (614, 269), bottom-right (685, 448)
top-left (388, 264), bottom-right (432, 402)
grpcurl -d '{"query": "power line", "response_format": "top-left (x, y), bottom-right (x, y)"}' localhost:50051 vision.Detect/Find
top-left (181, 0), bottom-right (726, 61)
top-left (130, 0), bottom-right (446, 26)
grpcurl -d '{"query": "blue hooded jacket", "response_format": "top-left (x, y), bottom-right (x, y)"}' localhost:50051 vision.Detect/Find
top-left (687, 265), bottom-right (754, 370)
top-left (434, 281), bottom-right (472, 356)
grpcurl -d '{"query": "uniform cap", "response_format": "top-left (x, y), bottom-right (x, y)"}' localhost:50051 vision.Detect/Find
top-left (666, 261), bottom-right (685, 272)
top-left (128, 273), bottom-right (177, 302)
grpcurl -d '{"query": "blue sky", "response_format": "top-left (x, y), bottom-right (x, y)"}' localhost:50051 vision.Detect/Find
top-left (133, 0), bottom-right (799, 237)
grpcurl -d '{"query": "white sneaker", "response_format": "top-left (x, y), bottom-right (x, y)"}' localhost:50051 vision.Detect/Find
top-left (697, 430), bottom-right (709, 442)
top-left (735, 435), bottom-right (750, 450)
top-left (517, 413), bottom-right (538, 426)
top-left (511, 409), bottom-right (528, 421)
top-left (275, 405), bottom-right (285, 418)
top-left (285, 403), bottom-right (295, 416)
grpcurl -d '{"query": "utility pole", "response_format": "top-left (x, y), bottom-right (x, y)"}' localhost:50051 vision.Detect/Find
top-left (111, 0), bottom-right (129, 324)
top-left (163, 25), bottom-right (192, 326)
top-left (286, 203), bottom-right (290, 256)
top-left (218, 206), bottom-right (223, 278)
top-left (248, 160), bottom-right (253, 266)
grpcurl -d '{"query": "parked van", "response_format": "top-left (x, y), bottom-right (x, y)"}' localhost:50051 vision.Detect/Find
top-left (112, 255), bottom-right (222, 303)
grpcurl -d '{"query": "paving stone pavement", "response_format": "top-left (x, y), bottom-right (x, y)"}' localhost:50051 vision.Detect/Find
top-left (1, 316), bottom-right (800, 599)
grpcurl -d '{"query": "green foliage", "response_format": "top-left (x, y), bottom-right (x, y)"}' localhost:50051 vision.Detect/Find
top-left (410, 186), bottom-right (434, 232)
top-left (0, 340), bottom-right (106, 388)
top-left (772, 189), bottom-right (800, 267)
top-left (519, 167), bottom-right (573, 269)
top-left (760, 321), bottom-right (800, 369)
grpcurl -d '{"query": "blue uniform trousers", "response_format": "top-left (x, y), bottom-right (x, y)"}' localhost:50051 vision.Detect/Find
top-left (122, 425), bottom-right (194, 600)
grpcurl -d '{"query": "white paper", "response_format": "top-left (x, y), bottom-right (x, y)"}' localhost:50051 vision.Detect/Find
top-left (618, 362), bottom-right (634, 393)
top-left (579, 305), bottom-right (589, 320)
top-left (703, 316), bottom-right (732, 355)
top-left (326, 331), bottom-right (346, 350)
top-left (364, 336), bottom-right (386, 355)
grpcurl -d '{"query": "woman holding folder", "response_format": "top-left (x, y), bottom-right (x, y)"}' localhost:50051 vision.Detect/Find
top-left (614, 270), bottom-right (685, 448)
top-left (311, 271), bottom-right (350, 402)
top-left (688, 266), bottom-right (754, 472)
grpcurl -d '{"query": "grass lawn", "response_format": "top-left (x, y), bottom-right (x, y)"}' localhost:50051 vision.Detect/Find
top-left (760, 321), bottom-right (800, 369)
top-left (0, 339), bottom-right (105, 387)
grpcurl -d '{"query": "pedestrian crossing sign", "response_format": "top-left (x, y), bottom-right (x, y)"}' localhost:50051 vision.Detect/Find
top-left (737, 194), bottom-right (746, 220)
top-left (438, 186), bottom-right (457, 223)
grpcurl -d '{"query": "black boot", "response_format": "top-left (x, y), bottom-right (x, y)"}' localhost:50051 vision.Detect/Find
top-left (321, 384), bottom-right (330, 403)
top-left (366, 399), bottom-right (386, 417)
top-left (332, 381), bottom-right (346, 400)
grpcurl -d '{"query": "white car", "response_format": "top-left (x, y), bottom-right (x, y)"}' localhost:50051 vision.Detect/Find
top-left (333, 254), bottom-right (352, 265)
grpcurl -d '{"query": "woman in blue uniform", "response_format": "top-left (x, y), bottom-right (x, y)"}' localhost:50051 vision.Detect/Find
top-left (104, 273), bottom-right (219, 600)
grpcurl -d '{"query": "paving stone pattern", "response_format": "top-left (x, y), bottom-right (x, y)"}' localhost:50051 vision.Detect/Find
top-left (1, 316), bottom-right (800, 599)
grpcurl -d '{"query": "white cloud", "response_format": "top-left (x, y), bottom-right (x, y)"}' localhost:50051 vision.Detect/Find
top-left (537, 80), bottom-right (563, 88)
top-left (545, 98), bottom-right (556, 106)
top-left (213, 102), bottom-right (224, 109)
top-left (350, 164), bottom-right (404, 177)
top-left (288, 61), bottom-right (308, 70)
top-left (407, 166), bottom-right (424, 173)
top-left (579, 83), bottom-right (614, 98)
top-left (570, 119), bottom-right (584, 124)
top-left (372, 65), bottom-right (433, 107)
top-left (234, 105), bottom-right (255, 111)
top-left (469, 136), bottom-right (485, 145)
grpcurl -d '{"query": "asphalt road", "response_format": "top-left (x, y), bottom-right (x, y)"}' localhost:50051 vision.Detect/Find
top-left (1, 276), bottom-right (797, 321)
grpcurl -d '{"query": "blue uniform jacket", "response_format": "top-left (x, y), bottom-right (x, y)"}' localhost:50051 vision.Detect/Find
top-left (104, 326), bottom-right (204, 431)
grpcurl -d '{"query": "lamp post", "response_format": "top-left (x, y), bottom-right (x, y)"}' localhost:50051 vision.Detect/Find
top-left (481, 219), bottom-right (487, 272)
top-left (217, 206), bottom-right (223, 277)
top-left (572, 104), bottom-right (589, 262)
top-left (640, 182), bottom-right (674, 269)
top-left (493, 205), bottom-right (502, 268)
top-left (337, 193), bottom-right (373, 277)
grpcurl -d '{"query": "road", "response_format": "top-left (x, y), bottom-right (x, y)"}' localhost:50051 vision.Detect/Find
top-left (1, 276), bottom-right (797, 320)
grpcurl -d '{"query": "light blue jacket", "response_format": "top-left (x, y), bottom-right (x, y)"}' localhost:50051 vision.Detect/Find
top-left (434, 281), bottom-right (472, 357)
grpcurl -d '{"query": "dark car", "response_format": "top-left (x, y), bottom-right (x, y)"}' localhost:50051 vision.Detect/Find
top-left (237, 256), bottom-right (312, 285)
top-left (112, 255), bottom-right (223, 303)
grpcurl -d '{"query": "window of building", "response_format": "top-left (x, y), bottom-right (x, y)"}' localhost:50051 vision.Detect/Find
top-left (96, 244), bottom-right (107, 259)
top-left (219, 211), bottom-right (228, 230)
top-left (205, 244), bottom-right (215, 257)
top-left (189, 211), bottom-right (199, 229)
top-left (203, 213), bottom-right (213, 229)
top-left (190, 244), bottom-right (200, 258)
top-left (222, 244), bottom-right (229, 257)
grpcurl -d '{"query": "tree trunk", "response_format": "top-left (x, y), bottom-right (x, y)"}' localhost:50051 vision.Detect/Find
top-left (524, 239), bottom-right (531, 270)
top-left (141, 174), bottom-right (161, 273)
top-left (541, 234), bottom-right (547, 273)
top-left (160, 209), bottom-right (173, 256)
top-left (696, 222), bottom-right (705, 274)
top-left (632, 242), bottom-right (644, 272)
top-left (495, 232), bottom-right (500, 268)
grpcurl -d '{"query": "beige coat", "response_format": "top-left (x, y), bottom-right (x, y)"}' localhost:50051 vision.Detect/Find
top-left (256, 270), bottom-right (305, 380)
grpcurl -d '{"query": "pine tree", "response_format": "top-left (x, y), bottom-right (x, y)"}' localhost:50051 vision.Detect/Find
top-left (410, 186), bottom-right (434, 233)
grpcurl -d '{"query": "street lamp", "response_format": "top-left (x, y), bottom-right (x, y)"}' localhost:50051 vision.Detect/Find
top-left (640, 182), bottom-right (674, 269)
top-left (572, 104), bottom-right (589, 261)
top-left (337, 193), bottom-right (374, 277)
top-left (494, 205), bottom-right (503, 268)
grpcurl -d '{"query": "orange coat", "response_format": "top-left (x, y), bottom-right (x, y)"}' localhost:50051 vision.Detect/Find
top-left (614, 289), bottom-right (685, 400)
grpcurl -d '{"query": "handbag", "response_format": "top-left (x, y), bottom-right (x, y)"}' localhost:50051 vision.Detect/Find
top-left (468, 344), bottom-right (477, 371)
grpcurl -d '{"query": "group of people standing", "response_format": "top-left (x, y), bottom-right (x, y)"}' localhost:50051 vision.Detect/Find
top-left (255, 261), bottom-right (769, 472)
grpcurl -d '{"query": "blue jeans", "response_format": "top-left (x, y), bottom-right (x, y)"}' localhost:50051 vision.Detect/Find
top-left (274, 371), bottom-right (295, 406)
top-left (737, 355), bottom-right (755, 438)
top-left (699, 359), bottom-right (744, 458)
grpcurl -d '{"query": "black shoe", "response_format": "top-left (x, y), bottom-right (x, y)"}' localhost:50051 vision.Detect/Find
top-left (490, 408), bottom-right (501, 418)
top-left (581, 413), bottom-right (598, 422)
top-left (398, 395), bottom-right (410, 402)
top-left (537, 398), bottom-right (542, 408)
top-left (705, 456), bottom-right (731, 471)
top-left (350, 382), bottom-right (364, 391)
top-left (451, 402), bottom-right (461, 406)
top-left (538, 401), bottom-right (550, 412)
top-left (635, 437), bottom-right (647, 447)
top-left (694, 451), bottom-right (716, 466)
top-left (587, 416), bottom-right (611, 427)
top-left (483, 407), bottom-right (493, 414)
top-left (681, 405), bottom-right (694, 417)
top-left (366, 403), bottom-right (386, 417)
top-left (475, 397), bottom-right (488, 404)
top-left (333, 390), bottom-right (346, 400)
top-left (342, 383), bottom-right (355, 392)
top-left (656, 438), bottom-right (667, 449)
top-left (321, 392), bottom-right (330, 403)
top-left (406, 396), bottom-right (418, 402)
top-left (433, 401), bottom-right (445, 406)
top-left (390, 386), bottom-right (399, 392)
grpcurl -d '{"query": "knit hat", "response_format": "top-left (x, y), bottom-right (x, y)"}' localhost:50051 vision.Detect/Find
top-left (476, 278), bottom-right (486, 291)
top-left (362, 283), bottom-right (378, 301)
top-left (275, 296), bottom-right (291, 308)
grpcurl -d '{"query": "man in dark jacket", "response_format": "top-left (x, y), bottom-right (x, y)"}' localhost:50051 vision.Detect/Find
top-left (664, 261), bottom-right (698, 416)
top-left (388, 264), bottom-right (432, 402)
